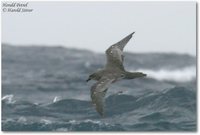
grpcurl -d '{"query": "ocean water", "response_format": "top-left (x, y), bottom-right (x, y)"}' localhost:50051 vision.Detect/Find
top-left (2, 44), bottom-right (197, 131)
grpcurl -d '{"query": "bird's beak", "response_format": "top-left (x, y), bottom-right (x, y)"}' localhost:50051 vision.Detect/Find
top-left (86, 78), bottom-right (91, 82)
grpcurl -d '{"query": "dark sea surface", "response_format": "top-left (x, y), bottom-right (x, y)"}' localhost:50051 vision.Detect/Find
top-left (2, 44), bottom-right (197, 131)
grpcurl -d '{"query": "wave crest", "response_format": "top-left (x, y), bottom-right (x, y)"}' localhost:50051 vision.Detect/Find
top-left (2, 95), bottom-right (16, 104)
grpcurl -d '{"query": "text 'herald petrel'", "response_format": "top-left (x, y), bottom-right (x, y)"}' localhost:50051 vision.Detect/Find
top-left (87, 32), bottom-right (147, 116)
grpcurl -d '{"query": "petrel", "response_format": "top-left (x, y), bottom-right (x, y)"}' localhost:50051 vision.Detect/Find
top-left (87, 32), bottom-right (146, 116)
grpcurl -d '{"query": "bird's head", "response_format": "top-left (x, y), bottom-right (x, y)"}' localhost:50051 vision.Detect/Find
top-left (86, 70), bottom-right (103, 82)
top-left (86, 74), bottom-right (95, 82)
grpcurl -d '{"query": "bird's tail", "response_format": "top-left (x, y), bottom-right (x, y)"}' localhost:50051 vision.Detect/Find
top-left (124, 71), bottom-right (147, 79)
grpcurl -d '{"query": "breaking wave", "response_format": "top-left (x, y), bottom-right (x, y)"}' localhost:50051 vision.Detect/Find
top-left (2, 45), bottom-right (197, 131)
top-left (2, 86), bottom-right (196, 131)
top-left (2, 94), bottom-right (16, 104)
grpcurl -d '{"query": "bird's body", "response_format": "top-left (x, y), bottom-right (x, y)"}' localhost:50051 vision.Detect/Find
top-left (87, 32), bottom-right (146, 116)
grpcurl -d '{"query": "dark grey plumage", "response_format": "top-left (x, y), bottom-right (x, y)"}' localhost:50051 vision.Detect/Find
top-left (87, 32), bottom-right (146, 116)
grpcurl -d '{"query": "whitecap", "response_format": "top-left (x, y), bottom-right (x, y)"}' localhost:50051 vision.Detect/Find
top-left (83, 119), bottom-right (109, 126)
top-left (2, 94), bottom-right (16, 104)
top-left (53, 96), bottom-right (61, 103)
top-left (17, 117), bottom-right (27, 123)
top-left (68, 120), bottom-right (77, 124)
top-left (84, 119), bottom-right (101, 124)
top-left (40, 119), bottom-right (52, 124)
top-left (55, 128), bottom-right (69, 131)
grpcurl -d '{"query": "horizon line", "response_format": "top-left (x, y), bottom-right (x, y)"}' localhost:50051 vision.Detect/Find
top-left (2, 42), bottom-right (196, 57)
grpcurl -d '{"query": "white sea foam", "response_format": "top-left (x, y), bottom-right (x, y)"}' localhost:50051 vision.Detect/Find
top-left (69, 120), bottom-right (77, 124)
top-left (68, 119), bottom-right (105, 125)
top-left (40, 119), bottom-right (52, 124)
top-left (17, 117), bottom-right (27, 123)
top-left (2, 94), bottom-right (16, 104)
top-left (55, 128), bottom-right (69, 131)
top-left (133, 66), bottom-right (196, 82)
top-left (53, 96), bottom-right (61, 103)
top-left (84, 119), bottom-right (101, 124)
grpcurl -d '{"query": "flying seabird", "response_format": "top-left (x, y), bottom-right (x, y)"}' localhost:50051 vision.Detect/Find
top-left (87, 32), bottom-right (147, 116)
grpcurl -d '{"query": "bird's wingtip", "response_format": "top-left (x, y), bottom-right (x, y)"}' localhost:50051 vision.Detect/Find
top-left (128, 32), bottom-right (135, 38)
top-left (131, 32), bottom-right (135, 35)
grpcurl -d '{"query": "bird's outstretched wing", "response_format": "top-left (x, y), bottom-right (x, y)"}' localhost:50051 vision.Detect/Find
top-left (112, 32), bottom-right (135, 51)
top-left (90, 75), bottom-right (115, 116)
top-left (105, 32), bottom-right (134, 70)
